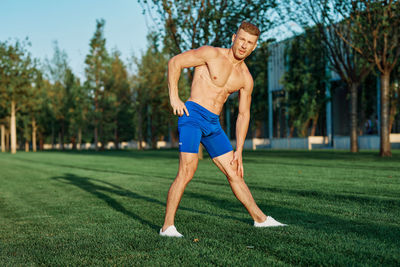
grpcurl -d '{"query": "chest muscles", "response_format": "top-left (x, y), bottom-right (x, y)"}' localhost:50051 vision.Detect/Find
top-left (206, 59), bottom-right (244, 92)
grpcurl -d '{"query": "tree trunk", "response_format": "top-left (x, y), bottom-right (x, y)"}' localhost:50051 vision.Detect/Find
top-left (10, 100), bottom-right (17, 154)
top-left (25, 141), bottom-right (29, 152)
top-left (380, 72), bottom-right (392, 157)
top-left (60, 121), bottom-right (65, 150)
top-left (289, 125), bottom-right (295, 138)
top-left (138, 110), bottom-right (143, 150)
top-left (350, 83), bottom-right (359, 153)
top-left (100, 122), bottom-right (105, 150)
top-left (39, 132), bottom-right (44, 151)
top-left (6, 129), bottom-right (10, 152)
top-left (114, 120), bottom-right (119, 150)
top-left (71, 136), bottom-right (76, 150)
top-left (1, 124), bottom-right (5, 152)
top-left (58, 132), bottom-right (62, 150)
top-left (300, 118), bottom-right (311, 137)
top-left (310, 112), bottom-right (320, 137)
top-left (32, 117), bottom-right (37, 152)
top-left (78, 127), bottom-right (82, 150)
top-left (388, 81), bottom-right (399, 134)
top-left (168, 123), bottom-right (174, 148)
top-left (151, 135), bottom-right (157, 149)
top-left (51, 121), bottom-right (55, 149)
top-left (94, 126), bottom-right (99, 151)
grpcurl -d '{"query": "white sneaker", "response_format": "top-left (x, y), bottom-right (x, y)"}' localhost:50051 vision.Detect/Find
top-left (254, 216), bottom-right (287, 227)
top-left (159, 225), bottom-right (184, 237)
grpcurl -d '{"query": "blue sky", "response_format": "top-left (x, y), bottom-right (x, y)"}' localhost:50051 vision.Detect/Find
top-left (0, 0), bottom-right (150, 79)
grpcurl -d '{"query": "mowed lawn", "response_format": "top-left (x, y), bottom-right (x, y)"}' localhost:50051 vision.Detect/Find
top-left (0, 149), bottom-right (399, 266)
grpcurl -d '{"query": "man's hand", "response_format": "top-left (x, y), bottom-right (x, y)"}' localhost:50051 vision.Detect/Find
top-left (170, 97), bottom-right (189, 117)
top-left (230, 151), bottom-right (244, 178)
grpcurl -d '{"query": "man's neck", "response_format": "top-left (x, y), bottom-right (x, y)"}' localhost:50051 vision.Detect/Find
top-left (227, 48), bottom-right (244, 66)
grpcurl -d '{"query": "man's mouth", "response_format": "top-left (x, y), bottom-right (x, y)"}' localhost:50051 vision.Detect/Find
top-left (239, 49), bottom-right (245, 54)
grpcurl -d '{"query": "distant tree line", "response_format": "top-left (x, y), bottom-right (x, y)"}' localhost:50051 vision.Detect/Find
top-left (0, 20), bottom-right (177, 153)
top-left (1, 0), bottom-right (399, 157)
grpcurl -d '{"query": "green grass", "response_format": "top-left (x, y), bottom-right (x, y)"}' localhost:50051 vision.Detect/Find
top-left (0, 149), bottom-right (399, 266)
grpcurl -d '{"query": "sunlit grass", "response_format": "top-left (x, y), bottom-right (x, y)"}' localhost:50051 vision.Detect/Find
top-left (0, 149), bottom-right (399, 266)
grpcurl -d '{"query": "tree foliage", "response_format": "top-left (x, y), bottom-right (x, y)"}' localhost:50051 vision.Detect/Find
top-left (84, 19), bottom-right (111, 150)
top-left (132, 33), bottom-right (190, 148)
top-left (0, 39), bottom-right (37, 153)
top-left (139, 0), bottom-right (278, 53)
top-left (282, 28), bottom-right (328, 137)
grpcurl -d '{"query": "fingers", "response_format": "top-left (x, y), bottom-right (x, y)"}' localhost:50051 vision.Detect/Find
top-left (173, 107), bottom-right (183, 116)
top-left (184, 106), bottom-right (189, 117)
top-left (172, 104), bottom-right (188, 117)
top-left (230, 153), bottom-right (237, 165)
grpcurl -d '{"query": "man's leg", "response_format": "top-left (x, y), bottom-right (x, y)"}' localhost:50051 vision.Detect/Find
top-left (212, 151), bottom-right (267, 223)
top-left (162, 152), bottom-right (199, 231)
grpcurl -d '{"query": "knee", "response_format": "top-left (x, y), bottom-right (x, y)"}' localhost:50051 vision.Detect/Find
top-left (177, 163), bottom-right (197, 184)
top-left (225, 167), bottom-right (243, 184)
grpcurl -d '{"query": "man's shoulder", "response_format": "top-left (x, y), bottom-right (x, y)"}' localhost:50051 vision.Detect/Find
top-left (240, 63), bottom-right (253, 81)
top-left (239, 64), bottom-right (253, 90)
top-left (196, 45), bottom-right (220, 56)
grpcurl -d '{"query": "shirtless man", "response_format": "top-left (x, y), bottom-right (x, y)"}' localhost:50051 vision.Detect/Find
top-left (160, 21), bottom-right (286, 237)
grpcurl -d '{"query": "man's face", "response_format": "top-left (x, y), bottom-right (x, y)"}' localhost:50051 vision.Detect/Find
top-left (231, 29), bottom-right (258, 60)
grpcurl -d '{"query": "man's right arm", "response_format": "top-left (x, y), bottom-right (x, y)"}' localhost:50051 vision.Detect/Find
top-left (168, 46), bottom-right (217, 116)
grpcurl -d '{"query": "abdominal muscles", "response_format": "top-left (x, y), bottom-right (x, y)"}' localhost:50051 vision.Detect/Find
top-left (189, 66), bottom-right (233, 115)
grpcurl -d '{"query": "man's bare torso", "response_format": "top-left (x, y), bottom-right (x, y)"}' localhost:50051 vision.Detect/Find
top-left (188, 47), bottom-right (251, 115)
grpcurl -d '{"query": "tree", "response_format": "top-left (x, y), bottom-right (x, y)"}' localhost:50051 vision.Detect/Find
top-left (389, 63), bottom-right (400, 133)
top-left (46, 42), bottom-right (74, 149)
top-left (106, 50), bottom-right (134, 149)
top-left (283, 0), bottom-right (373, 152)
top-left (85, 19), bottom-right (110, 150)
top-left (67, 75), bottom-right (89, 150)
top-left (282, 28), bottom-right (329, 137)
top-left (317, 0), bottom-right (400, 156)
top-left (0, 40), bottom-right (36, 154)
top-left (140, 0), bottom-right (278, 52)
top-left (139, 1), bottom-right (279, 154)
top-left (0, 100), bottom-right (7, 152)
top-left (22, 67), bottom-right (44, 152)
top-left (132, 33), bottom-right (188, 149)
top-left (246, 40), bottom-right (273, 138)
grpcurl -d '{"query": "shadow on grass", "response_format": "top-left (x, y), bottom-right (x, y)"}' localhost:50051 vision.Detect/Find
top-left (186, 189), bottom-right (400, 245)
top-left (262, 203), bottom-right (400, 246)
top-left (21, 157), bottom-right (174, 181)
top-left (246, 149), bottom-right (400, 162)
top-left (189, 175), bottom-right (400, 207)
top-left (51, 173), bottom-right (248, 230)
top-left (52, 173), bottom-right (160, 230)
top-left (42, 149), bottom-right (184, 160)
top-left (244, 157), bottom-right (400, 172)
top-left (22, 153), bottom-right (400, 212)
top-left (38, 150), bottom-right (400, 209)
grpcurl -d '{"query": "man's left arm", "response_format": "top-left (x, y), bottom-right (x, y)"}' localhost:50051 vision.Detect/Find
top-left (231, 77), bottom-right (253, 178)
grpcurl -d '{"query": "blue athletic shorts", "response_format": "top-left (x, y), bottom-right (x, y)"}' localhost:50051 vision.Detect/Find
top-left (178, 101), bottom-right (233, 158)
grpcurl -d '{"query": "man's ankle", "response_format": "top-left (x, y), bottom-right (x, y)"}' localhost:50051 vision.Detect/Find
top-left (254, 214), bottom-right (267, 223)
top-left (162, 224), bottom-right (173, 232)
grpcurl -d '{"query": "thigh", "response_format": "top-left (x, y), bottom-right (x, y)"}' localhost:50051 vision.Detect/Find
top-left (201, 129), bottom-right (233, 159)
top-left (178, 151), bottom-right (200, 175)
top-left (211, 150), bottom-right (238, 179)
top-left (178, 125), bottom-right (202, 154)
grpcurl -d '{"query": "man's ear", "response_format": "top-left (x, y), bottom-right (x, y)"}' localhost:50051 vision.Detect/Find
top-left (232, 34), bottom-right (236, 44)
